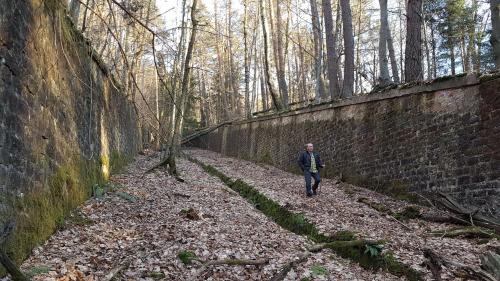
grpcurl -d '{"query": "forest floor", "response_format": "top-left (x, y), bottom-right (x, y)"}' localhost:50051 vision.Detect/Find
top-left (20, 149), bottom-right (499, 281)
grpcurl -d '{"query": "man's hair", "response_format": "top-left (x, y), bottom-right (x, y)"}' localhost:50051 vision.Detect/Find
top-left (304, 143), bottom-right (313, 149)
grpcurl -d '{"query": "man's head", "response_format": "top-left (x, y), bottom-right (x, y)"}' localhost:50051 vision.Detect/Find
top-left (305, 143), bottom-right (314, 152)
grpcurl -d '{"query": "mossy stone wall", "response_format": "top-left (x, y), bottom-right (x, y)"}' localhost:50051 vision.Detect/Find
top-left (0, 0), bottom-right (141, 266)
top-left (189, 74), bottom-right (500, 218)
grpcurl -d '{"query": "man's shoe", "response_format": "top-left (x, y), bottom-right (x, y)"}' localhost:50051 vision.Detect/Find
top-left (306, 193), bottom-right (313, 197)
top-left (312, 191), bottom-right (317, 195)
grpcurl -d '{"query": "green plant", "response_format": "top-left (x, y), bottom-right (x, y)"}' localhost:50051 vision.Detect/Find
top-left (364, 244), bottom-right (383, 257)
top-left (25, 265), bottom-right (51, 277)
top-left (178, 250), bottom-right (197, 265)
top-left (116, 192), bottom-right (138, 202)
top-left (310, 264), bottom-right (328, 276)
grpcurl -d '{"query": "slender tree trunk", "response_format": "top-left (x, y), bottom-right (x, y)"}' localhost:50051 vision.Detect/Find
top-left (423, 20), bottom-right (431, 80)
top-left (491, 0), bottom-right (500, 69)
top-left (260, 0), bottom-right (282, 110)
top-left (69, 0), bottom-right (81, 24)
top-left (310, 0), bottom-right (326, 101)
top-left (275, 0), bottom-right (290, 107)
top-left (450, 45), bottom-right (456, 75)
top-left (378, 0), bottom-right (391, 86)
top-left (340, 0), bottom-right (354, 97)
top-left (430, 22), bottom-right (437, 78)
top-left (244, 0), bottom-right (251, 118)
top-left (323, 0), bottom-right (341, 99)
top-left (404, 0), bottom-right (423, 82)
top-left (167, 0), bottom-right (199, 175)
top-left (386, 22), bottom-right (399, 82)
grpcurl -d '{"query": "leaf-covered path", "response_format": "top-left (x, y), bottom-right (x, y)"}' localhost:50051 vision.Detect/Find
top-left (20, 149), bottom-right (498, 280)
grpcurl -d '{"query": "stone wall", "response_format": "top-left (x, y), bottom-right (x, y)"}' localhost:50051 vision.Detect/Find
top-left (190, 74), bottom-right (500, 218)
top-left (0, 0), bottom-right (141, 263)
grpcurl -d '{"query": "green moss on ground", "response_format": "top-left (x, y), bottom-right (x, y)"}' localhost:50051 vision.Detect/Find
top-left (189, 157), bottom-right (423, 280)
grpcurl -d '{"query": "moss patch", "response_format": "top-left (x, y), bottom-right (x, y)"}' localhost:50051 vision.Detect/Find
top-left (0, 152), bottom-right (131, 274)
top-left (189, 157), bottom-right (423, 280)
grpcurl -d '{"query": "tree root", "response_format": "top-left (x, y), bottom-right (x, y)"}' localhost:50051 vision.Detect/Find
top-left (423, 248), bottom-right (496, 281)
top-left (192, 258), bottom-right (268, 280)
top-left (142, 158), bottom-right (184, 182)
top-left (0, 221), bottom-right (30, 281)
top-left (270, 252), bottom-right (311, 281)
top-left (431, 227), bottom-right (499, 239)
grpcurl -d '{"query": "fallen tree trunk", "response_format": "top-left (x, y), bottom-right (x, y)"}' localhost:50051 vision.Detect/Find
top-left (435, 192), bottom-right (500, 233)
top-left (481, 251), bottom-right (500, 280)
top-left (424, 248), bottom-right (496, 281)
top-left (431, 227), bottom-right (499, 239)
top-left (181, 121), bottom-right (234, 145)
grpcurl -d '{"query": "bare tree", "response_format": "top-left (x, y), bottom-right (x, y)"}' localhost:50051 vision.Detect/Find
top-left (340, 0), bottom-right (354, 97)
top-left (378, 0), bottom-right (391, 86)
top-left (243, 0), bottom-right (251, 118)
top-left (167, 0), bottom-right (199, 175)
top-left (322, 0), bottom-right (341, 99)
top-left (260, 0), bottom-right (283, 110)
top-left (492, 0), bottom-right (500, 69)
top-left (310, 0), bottom-right (326, 101)
top-left (275, 0), bottom-right (290, 107)
top-left (405, 0), bottom-right (423, 82)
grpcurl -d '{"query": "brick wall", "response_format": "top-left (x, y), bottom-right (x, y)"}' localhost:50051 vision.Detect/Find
top-left (190, 74), bottom-right (500, 217)
top-left (0, 0), bottom-right (141, 263)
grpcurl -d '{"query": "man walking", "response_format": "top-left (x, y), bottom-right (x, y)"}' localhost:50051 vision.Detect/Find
top-left (298, 143), bottom-right (325, 197)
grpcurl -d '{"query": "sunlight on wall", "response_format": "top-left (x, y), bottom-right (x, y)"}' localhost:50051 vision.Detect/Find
top-left (100, 113), bottom-right (110, 180)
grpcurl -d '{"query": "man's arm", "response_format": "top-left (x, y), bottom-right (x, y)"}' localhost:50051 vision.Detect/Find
top-left (317, 153), bottom-right (325, 168)
top-left (298, 152), bottom-right (305, 171)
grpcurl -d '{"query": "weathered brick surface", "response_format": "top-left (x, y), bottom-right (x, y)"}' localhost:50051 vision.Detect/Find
top-left (191, 75), bottom-right (500, 217)
top-left (0, 2), bottom-right (141, 199)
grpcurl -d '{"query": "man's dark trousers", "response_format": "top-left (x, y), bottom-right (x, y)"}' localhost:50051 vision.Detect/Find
top-left (304, 170), bottom-right (321, 195)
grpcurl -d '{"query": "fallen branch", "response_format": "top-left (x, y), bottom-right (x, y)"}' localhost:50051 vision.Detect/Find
top-left (192, 258), bottom-right (268, 280)
top-left (431, 227), bottom-right (498, 239)
top-left (306, 239), bottom-right (383, 252)
top-left (481, 251), bottom-right (500, 280)
top-left (434, 192), bottom-right (500, 233)
top-left (424, 248), bottom-right (496, 281)
top-left (0, 221), bottom-right (30, 281)
top-left (270, 252), bottom-right (311, 281)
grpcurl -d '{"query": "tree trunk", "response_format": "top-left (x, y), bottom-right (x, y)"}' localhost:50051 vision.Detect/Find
top-left (387, 21), bottom-right (400, 83)
top-left (340, 0), bottom-right (354, 97)
top-left (430, 23), bottom-right (438, 78)
top-left (275, 0), bottom-right (290, 107)
top-left (167, 0), bottom-right (199, 175)
top-left (404, 0), bottom-right (423, 82)
top-left (450, 45), bottom-right (456, 75)
top-left (323, 0), bottom-right (341, 99)
top-left (260, 0), bottom-right (283, 110)
top-left (309, 0), bottom-right (326, 101)
top-left (243, 0), bottom-right (251, 118)
top-left (491, 0), bottom-right (500, 69)
top-left (69, 0), bottom-right (81, 24)
top-left (378, 0), bottom-right (391, 86)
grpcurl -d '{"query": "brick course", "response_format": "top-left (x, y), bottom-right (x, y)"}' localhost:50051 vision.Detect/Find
top-left (190, 74), bottom-right (500, 217)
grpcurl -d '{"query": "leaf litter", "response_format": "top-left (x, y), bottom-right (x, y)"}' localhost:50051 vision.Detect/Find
top-left (20, 150), bottom-right (399, 280)
top-left (185, 148), bottom-right (500, 281)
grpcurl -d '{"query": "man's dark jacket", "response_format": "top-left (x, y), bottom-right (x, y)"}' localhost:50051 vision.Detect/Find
top-left (298, 151), bottom-right (323, 172)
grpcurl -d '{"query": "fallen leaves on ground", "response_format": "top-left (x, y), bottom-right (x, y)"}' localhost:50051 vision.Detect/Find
top-left (185, 148), bottom-right (500, 281)
top-left (21, 150), bottom-right (398, 280)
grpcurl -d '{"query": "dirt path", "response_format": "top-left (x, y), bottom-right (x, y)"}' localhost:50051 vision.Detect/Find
top-left (186, 148), bottom-right (500, 281)
top-left (21, 151), bottom-right (400, 281)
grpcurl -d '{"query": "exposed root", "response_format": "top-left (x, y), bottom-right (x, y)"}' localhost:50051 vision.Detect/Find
top-left (192, 258), bottom-right (268, 280)
top-left (270, 252), bottom-right (311, 281)
top-left (431, 227), bottom-right (499, 240)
